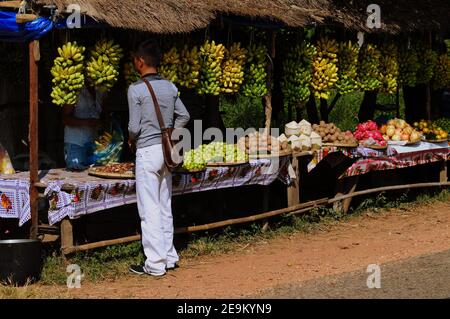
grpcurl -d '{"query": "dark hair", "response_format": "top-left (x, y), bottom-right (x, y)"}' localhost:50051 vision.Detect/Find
top-left (133, 40), bottom-right (162, 67)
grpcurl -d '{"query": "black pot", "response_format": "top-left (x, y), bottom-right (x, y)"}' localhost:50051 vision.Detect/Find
top-left (0, 239), bottom-right (43, 286)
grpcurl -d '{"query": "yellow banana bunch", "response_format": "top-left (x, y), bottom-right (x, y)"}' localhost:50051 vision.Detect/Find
top-left (242, 44), bottom-right (268, 98)
top-left (432, 54), bottom-right (450, 90)
top-left (124, 59), bottom-right (140, 86)
top-left (220, 43), bottom-right (247, 94)
top-left (282, 40), bottom-right (317, 105)
top-left (379, 43), bottom-right (399, 94)
top-left (160, 47), bottom-right (180, 83)
top-left (311, 37), bottom-right (339, 100)
top-left (398, 46), bottom-right (420, 87)
top-left (51, 41), bottom-right (86, 106)
top-left (197, 40), bottom-right (226, 95)
top-left (335, 40), bottom-right (359, 95)
top-left (177, 45), bottom-right (201, 89)
top-left (87, 39), bottom-right (123, 91)
top-left (416, 45), bottom-right (437, 85)
top-left (357, 43), bottom-right (381, 91)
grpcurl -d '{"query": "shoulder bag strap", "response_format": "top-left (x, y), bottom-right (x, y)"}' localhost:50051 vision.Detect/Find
top-left (142, 78), bottom-right (167, 131)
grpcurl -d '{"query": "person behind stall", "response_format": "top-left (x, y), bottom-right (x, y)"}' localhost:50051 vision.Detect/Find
top-left (63, 79), bottom-right (108, 171)
top-left (128, 40), bottom-right (190, 277)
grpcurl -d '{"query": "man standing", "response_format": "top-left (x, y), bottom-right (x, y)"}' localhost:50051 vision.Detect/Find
top-left (128, 41), bottom-right (190, 277)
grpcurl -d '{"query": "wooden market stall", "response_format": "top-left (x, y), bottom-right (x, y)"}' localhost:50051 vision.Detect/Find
top-left (0, 0), bottom-right (449, 256)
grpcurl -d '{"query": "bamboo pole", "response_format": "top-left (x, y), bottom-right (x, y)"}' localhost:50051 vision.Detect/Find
top-left (29, 40), bottom-right (39, 239)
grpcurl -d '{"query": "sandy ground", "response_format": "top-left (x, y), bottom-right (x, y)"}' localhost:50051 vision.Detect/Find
top-left (21, 201), bottom-right (450, 298)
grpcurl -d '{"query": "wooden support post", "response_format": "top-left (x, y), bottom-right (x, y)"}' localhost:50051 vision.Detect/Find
top-left (341, 176), bottom-right (359, 214)
top-left (264, 30), bottom-right (276, 133)
top-left (29, 40), bottom-right (39, 239)
top-left (287, 156), bottom-right (300, 207)
top-left (333, 176), bottom-right (359, 214)
top-left (61, 218), bottom-right (74, 255)
top-left (261, 187), bottom-right (270, 232)
top-left (440, 161), bottom-right (448, 183)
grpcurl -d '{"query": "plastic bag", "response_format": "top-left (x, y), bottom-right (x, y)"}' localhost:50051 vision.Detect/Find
top-left (89, 118), bottom-right (124, 166)
top-left (0, 143), bottom-right (15, 174)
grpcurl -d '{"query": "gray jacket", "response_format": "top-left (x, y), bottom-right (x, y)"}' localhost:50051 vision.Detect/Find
top-left (127, 75), bottom-right (190, 149)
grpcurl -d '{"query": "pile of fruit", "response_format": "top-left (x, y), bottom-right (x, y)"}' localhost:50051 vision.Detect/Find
top-left (357, 44), bottom-right (381, 91)
top-left (177, 45), bottom-right (201, 89)
top-left (434, 118), bottom-right (450, 133)
top-left (237, 131), bottom-right (285, 155)
top-left (311, 37), bottom-right (339, 100)
top-left (413, 120), bottom-right (448, 141)
top-left (380, 119), bottom-right (421, 143)
top-left (354, 121), bottom-right (387, 147)
top-left (182, 142), bottom-right (248, 171)
top-left (50, 42), bottom-right (86, 106)
top-left (197, 41), bottom-right (226, 95)
top-left (159, 47), bottom-right (180, 83)
top-left (86, 39), bottom-right (123, 90)
top-left (220, 43), bottom-right (247, 94)
top-left (242, 44), bottom-right (268, 98)
top-left (282, 41), bottom-right (317, 105)
top-left (313, 122), bottom-right (357, 145)
top-left (378, 43), bottom-right (399, 94)
top-left (335, 40), bottom-right (359, 95)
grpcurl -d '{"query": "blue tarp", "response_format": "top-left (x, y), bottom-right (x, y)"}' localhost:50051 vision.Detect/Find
top-left (0, 11), bottom-right (53, 42)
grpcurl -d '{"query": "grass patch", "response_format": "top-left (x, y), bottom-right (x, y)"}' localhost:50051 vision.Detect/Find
top-left (23, 188), bottom-right (450, 288)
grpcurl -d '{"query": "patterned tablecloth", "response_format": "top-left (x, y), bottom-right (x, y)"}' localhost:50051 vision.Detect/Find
top-left (0, 157), bottom-right (291, 226)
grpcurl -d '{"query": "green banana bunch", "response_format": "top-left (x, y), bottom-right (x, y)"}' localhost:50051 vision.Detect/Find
top-left (312, 37), bottom-right (339, 100)
top-left (357, 43), bottom-right (381, 91)
top-left (196, 40), bottom-right (226, 95)
top-left (123, 59), bottom-right (141, 86)
top-left (160, 47), bottom-right (180, 83)
top-left (416, 46), bottom-right (437, 85)
top-left (335, 40), bottom-right (359, 95)
top-left (398, 46), bottom-right (420, 87)
top-left (50, 41), bottom-right (86, 106)
top-left (220, 43), bottom-right (247, 94)
top-left (242, 44), bottom-right (268, 98)
top-left (177, 45), bottom-right (201, 89)
top-left (281, 40), bottom-right (317, 105)
top-left (432, 54), bottom-right (450, 90)
top-left (87, 39), bottom-right (123, 91)
top-left (379, 43), bottom-right (399, 94)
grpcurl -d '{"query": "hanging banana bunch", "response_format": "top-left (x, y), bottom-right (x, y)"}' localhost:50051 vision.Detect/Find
top-left (196, 40), bottom-right (226, 95)
top-left (357, 43), bottom-right (381, 91)
top-left (160, 47), bottom-right (180, 83)
top-left (311, 37), bottom-right (339, 100)
top-left (432, 54), bottom-right (450, 90)
top-left (416, 45), bottom-right (438, 85)
top-left (282, 40), bottom-right (317, 105)
top-left (220, 42), bottom-right (247, 94)
top-left (177, 45), bottom-right (201, 89)
top-left (86, 39), bottom-right (123, 91)
top-left (242, 44), bottom-right (268, 98)
top-left (398, 46), bottom-right (420, 87)
top-left (335, 40), bottom-right (359, 95)
top-left (123, 59), bottom-right (140, 87)
top-left (379, 43), bottom-right (399, 94)
top-left (50, 41), bottom-right (86, 106)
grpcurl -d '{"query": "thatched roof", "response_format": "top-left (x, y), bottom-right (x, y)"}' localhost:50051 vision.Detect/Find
top-left (34, 0), bottom-right (450, 34)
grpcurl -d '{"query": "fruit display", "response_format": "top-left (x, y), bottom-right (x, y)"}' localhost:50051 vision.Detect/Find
top-left (313, 121), bottom-right (358, 146)
top-left (282, 41), bottom-right (317, 105)
top-left (416, 46), bottom-right (437, 85)
top-left (379, 43), bottom-right (399, 94)
top-left (177, 45), bottom-right (201, 89)
top-left (283, 120), bottom-right (322, 151)
top-left (335, 40), bottom-right (359, 95)
top-left (220, 43), bottom-right (247, 94)
top-left (311, 37), bottom-right (339, 100)
top-left (86, 39), bottom-right (123, 90)
top-left (91, 163), bottom-right (134, 174)
top-left (238, 131), bottom-right (288, 155)
top-left (434, 118), bottom-right (450, 133)
top-left (432, 54), bottom-right (450, 90)
top-left (380, 119), bottom-right (422, 143)
top-left (413, 120), bottom-right (448, 141)
top-left (159, 47), bottom-right (180, 83)
top-left (242, 44), bottom-right (268, 98)
top-left (50, 42), bottom-right (86, 106)
top-left (357, 43), bottom-right (381, 91)
top-left (196, 40), bottom-right (226, 95)
top-left (354, 120), bottom-right (387, 147)
top-left (123, 59), bottom-right (140, 86)
top-left (182, 146), bottom-right (207, 171)
top-left (398, 47), bottom-right (420, 87)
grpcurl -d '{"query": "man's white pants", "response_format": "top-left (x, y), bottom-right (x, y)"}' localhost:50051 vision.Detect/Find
top-left (135, 144), bottom-right (179, 275)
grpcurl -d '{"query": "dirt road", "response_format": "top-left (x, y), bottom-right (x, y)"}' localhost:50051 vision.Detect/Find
top-left (31, 201), bottom-right (450, 298)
